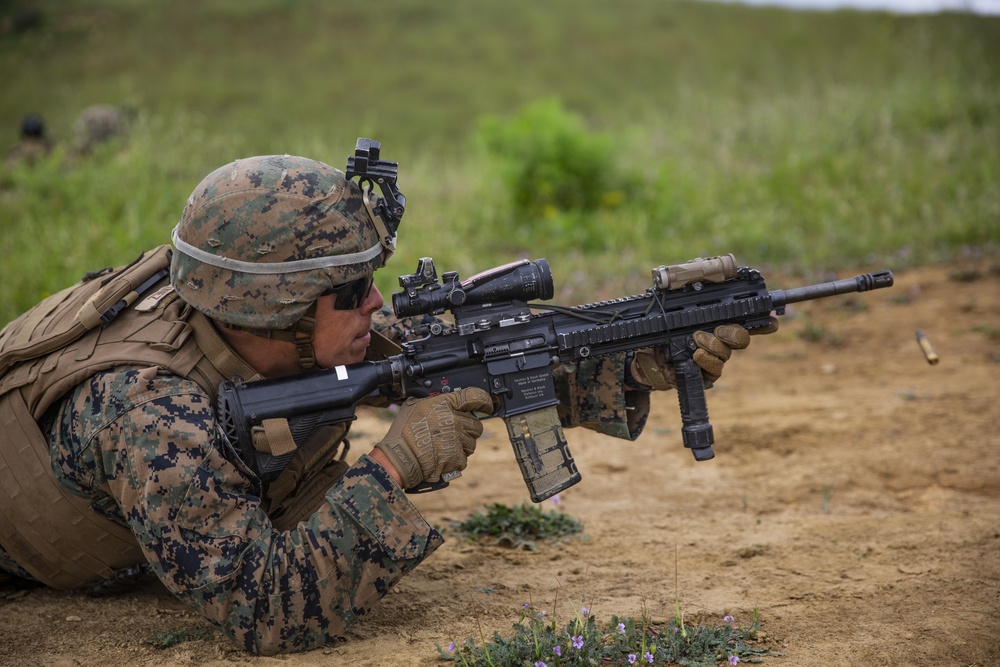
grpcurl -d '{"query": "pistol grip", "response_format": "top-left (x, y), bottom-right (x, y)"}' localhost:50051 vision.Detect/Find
top-left (504, 406), bottom-right (582, 502)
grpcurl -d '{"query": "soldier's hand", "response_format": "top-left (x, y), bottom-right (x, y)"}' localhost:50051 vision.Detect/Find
top-left (629, 318), bottom-right (778, 390)
top-left (373, 387), bottom-right (494, 489)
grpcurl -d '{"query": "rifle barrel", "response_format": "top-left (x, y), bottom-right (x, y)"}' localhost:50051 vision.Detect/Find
top-left (770, 270), bottom-right (894, 308)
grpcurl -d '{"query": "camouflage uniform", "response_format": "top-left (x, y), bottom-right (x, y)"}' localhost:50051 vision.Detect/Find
top-left (0, 151), bottom-right (650, 654)
top-left (0, 335), bottom-right (645, 654)
top-left (36, 365), bottom-right (441, 653)
top-left (3, 136), bottom-right (52, 169)
top-left (72, 104), bottom-right (130, 155)
top-left (3, 114), bottom-right (53, 169)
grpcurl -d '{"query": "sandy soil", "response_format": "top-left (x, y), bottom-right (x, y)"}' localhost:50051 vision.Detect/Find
top-left (1, 260), bottom-right (998, 667)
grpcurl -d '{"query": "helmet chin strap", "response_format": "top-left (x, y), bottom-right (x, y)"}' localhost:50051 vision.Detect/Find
top-left (290, 303), bottom-right (318, 369)
top-left (220, 302), bottom-right (319, 370)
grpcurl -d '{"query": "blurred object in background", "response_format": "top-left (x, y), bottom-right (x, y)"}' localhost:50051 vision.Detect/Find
top-left (705, 0), bottom-right (1000, 14)
top-left (4, 114), bottom-right (53, 169)
top-left (72, 104), bottom-right (134, 155)
top-left (0, 7), bottom-right (43, 36)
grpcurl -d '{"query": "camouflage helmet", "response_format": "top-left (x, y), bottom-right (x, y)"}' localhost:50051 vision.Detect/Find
top-left (170, 154), bottom-right (389, 331)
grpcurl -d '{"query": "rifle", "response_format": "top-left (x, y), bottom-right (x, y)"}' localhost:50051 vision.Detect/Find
top-left (218, 254), bottom-right (893, 502)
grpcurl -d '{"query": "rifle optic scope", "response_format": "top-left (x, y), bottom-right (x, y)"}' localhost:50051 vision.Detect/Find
top-left (393, 258), bottom-right (554, 318)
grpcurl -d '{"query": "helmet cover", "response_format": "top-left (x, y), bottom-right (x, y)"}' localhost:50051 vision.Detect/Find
top-left (170, 155), bottom-right (387, 329)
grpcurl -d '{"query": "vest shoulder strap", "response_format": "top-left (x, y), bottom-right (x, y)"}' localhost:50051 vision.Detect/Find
top-left (0, 245), bottom-right (173, 378)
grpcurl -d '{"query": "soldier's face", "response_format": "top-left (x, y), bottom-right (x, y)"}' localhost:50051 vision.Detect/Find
top-left (311, 281), bottom-right (384, 368)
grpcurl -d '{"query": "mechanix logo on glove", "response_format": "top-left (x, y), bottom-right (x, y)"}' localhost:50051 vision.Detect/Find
top-left (374, 388), bottom-right (493, 489)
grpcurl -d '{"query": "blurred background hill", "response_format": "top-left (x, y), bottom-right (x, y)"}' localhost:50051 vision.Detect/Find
top-left (716, 0), bottom-right (1000, 12)
top-left (1, 0), bottom-right (998, 323)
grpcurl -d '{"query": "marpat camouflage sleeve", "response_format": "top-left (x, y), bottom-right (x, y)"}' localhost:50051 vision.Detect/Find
top-left (45, 366), bottom-right (442, 655)
top-left (551, 354), bottom-right (650, 440)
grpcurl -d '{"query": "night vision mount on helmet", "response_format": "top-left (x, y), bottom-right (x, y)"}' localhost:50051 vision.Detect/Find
top-left (346, 138), bottom-right (406, 253)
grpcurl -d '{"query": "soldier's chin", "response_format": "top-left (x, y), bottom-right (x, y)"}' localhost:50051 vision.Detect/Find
top-left (317, 335), bottom-right (370, 369)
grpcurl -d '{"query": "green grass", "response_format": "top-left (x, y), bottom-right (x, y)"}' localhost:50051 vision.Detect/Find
top-left (2, 0), bottom-right (998, 325)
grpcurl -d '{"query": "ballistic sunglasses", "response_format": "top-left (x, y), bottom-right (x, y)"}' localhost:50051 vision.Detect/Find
top-left (325, 275), bottom-right (375, 310)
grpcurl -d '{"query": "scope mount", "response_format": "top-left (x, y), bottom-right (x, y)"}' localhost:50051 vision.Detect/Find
top-left (397, 257), bottom-right (440, 294)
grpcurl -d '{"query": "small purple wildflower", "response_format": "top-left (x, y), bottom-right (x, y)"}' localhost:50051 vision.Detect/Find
top-left (645, 651), bottom-right (654, 664)
top-left (553, 646), bottom-right (562, 657)
top-left (618, 622), bottom-right (626, 634)
top-left (581, 607), bottom-right (589, 615)
top-left (628, 653), bottom-right (637, 664)
top-left (541, 610), bottom-right (546, 617)
top-left (551, 494), bottom-right (561, 506)
top-left (723, 615), bottom-right (734, 623)
top-left (535, 662), bottom-right (547, 667)
top-left (447, 641), bottom-right (455, 652)
top-left (729, 656), bottom-right (740, 665)
top-left (572, 635), bottom-right (584, 649)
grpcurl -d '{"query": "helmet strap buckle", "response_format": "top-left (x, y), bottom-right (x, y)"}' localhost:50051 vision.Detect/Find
top-left (292, 303), bottom-right (318, 369)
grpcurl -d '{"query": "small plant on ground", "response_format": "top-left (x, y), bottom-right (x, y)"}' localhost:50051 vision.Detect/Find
top-left (971, 323), bottom-right (999, 341)
top-left (455, 502), bottom-right (584, 550)
top-left (437, 604), bottom-right (780, 666)
top-left (797, 319), bottom-right (842, 346)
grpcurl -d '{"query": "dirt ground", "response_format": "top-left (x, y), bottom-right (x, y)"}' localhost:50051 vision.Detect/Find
top-left (1, 260), bottom-right (998, 667)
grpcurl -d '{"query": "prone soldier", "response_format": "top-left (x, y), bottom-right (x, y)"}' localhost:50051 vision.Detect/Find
top-left (72, 104), bottom-right (132, 155)
top-left (3, 114), bottom-right (53, 169)
top-left (0, 147), bottom-right (766, 654)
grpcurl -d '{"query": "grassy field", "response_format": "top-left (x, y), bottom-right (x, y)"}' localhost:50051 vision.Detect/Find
top-left (1, 0), bottom-right (998, 325)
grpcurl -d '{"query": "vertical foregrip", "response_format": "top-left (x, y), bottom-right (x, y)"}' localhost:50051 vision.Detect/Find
top-left (673, 356), bottom-right (715, 461)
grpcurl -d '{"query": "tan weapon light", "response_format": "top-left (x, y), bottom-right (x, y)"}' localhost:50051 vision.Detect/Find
top-left (652, 253), bottom-right (738, 291)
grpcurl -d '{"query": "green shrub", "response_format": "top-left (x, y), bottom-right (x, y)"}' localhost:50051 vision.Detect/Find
top-left (476, 99), bottom-right (630, 218)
